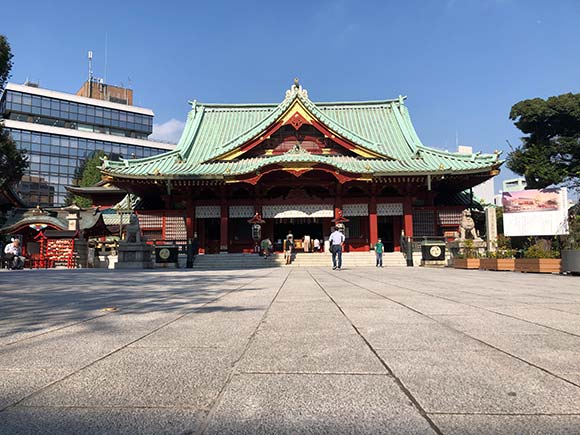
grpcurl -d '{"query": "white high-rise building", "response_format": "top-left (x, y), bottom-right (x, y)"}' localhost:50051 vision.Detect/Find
top-left (457, 146), bottom-right (495, 205)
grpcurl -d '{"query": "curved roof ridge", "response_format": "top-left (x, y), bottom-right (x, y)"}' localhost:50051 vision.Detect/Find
top-left (188, 97), bottom-right (404, 109)
top-left (103, 150), bottom-right (180, 169)
top-left (200, 103), bottom-right (280, 109)
top-left (179, 106), bottom-right (206, 159)
top-left (208, 96), bottom-right (294, 156)
top-left (417, 144), bottom-right (498, 160)
top-left (296, 93), bottom-right (396, 159)
top-left (315, 98), bottom-right (403, 107)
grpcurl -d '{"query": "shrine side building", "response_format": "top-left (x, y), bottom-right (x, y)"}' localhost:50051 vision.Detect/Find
top-left (100, 82), bottom-right (502, 254)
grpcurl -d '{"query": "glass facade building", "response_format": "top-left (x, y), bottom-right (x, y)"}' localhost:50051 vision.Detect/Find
top-left (1, 83), bottom-right (173, 207)
top-left (1, 89), bottom-right (152, 138)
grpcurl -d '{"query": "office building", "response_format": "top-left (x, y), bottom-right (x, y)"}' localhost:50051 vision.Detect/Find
top-left (0, 81), bottom-right (174, 206)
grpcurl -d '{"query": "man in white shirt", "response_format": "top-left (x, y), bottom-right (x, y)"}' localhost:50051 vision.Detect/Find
top-left (4, 238), bottom-right (25, 270)
top-left (329, 226), bottom-right (345, 270)
top-left (313, 238), bottom-right (321, 252)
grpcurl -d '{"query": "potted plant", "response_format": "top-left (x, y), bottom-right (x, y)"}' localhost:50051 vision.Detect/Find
top-left (515, 239), bottom-right (561, 273)
top-left (453, 239), bottom-right (480, 269)
top-left (480, 235), bottom-right (516, 271)
top-left (561, 208), bottom-right (580, 274)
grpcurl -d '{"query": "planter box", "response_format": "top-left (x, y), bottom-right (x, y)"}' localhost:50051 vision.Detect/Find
top-left (562, 250), bottom-right (580, 274)
top-left (453, 258), bottom-right (480, 269)
top-left (479, 258), bottom-right (515, 271)
top-left (514, 258), bottom-right (561, 274)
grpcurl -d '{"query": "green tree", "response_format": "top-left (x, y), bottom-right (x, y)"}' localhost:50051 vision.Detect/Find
top-left (67, 150), bottom-right (106, 208)
top-left (0, 35), bottom-right (13, 89)
top-left (0, 35), bottom-right (28, 190)
top-left (507, 93), bottom-right (580, 190)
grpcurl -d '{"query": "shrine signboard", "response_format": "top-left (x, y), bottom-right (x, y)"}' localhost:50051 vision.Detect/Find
top-left (502, 188), bottom-right (569, 236)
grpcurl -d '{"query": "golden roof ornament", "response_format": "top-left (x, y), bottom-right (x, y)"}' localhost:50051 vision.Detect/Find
top-left (32, 205), bottom-right (45, 216)
top-left (286, 78), bottom-right (308, 99)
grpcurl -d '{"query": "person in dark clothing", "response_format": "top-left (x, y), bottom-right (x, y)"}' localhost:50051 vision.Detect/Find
top-left (191, 234), bottom-right (200, 262)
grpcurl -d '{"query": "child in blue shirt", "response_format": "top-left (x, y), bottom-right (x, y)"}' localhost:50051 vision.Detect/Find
top-left (375, 238), bottom-right (384, 267)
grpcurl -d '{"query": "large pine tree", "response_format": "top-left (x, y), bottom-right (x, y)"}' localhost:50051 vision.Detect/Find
top-left (507, 93), bottom-right (580, 191)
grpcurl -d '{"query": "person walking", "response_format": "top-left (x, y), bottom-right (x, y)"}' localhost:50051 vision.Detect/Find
top-left (329, 226), bottom-right (345, 270)
top-left (375, 238), bottom-right (384, 267)
top-left (285, 231), bottom-right (294, 265)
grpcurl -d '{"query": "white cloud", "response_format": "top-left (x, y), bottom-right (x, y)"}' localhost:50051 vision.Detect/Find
top-left (150, 118), bottom-right (185, 144)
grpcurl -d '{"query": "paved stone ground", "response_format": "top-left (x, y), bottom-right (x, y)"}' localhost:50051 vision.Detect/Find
top-left (0, 267), bottom-right (579, 434)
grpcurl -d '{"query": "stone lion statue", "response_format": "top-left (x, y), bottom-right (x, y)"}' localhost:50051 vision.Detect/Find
top-left (459, 209), bottom-right (479, 240)
top-left (125, 214), bottom-right (143, 243)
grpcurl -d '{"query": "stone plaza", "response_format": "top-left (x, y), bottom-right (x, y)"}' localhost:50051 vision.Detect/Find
top-left (0, 267), bottom-right (579, 434)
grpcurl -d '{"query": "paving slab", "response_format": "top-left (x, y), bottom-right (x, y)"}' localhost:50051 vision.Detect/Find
top-left (560, 373), bottom-right (580, 385)
top-left (430, 313), bottom-right (552, 338)
top-left (0, 369), bottom-right (66, 410)
top-left (488, 306), bottom-right (580, 335)
top-left (528, 303), bottom-right (580, 315)
top-left (376, 348), bottom-right (580, 414)
top-left (430, 414), bottom-right (580, 435)
top-left (0, 407), bottom-right (204, 435)
top-left (266, 300), bottom-right (335, 313)
top-left (258, 312), bottom-right (349, 333)
top-left (485, 332), bottom-right (580, 374)
top-left (341, 306), bottom-right (435, 325)
top-left (238, 329), bottom-right (386, 374)
top-left (0, 329), bottom-right (139, 371)
top-left (204, 373), bottom-right (437, 435)
top-left (21, 348), bottom-right (235, 408)
top-left (132, 309), bottom-right (265, 349)
top-left (356, 320), bottom-right (488, 351)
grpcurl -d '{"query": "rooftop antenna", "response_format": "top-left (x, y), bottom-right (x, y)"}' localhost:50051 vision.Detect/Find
top-left (104, 33), bottom-right (108, 85)
top-left (455, 129), bottom-right (459, 149)
top-left (88, 50), bottom-right (93, 98)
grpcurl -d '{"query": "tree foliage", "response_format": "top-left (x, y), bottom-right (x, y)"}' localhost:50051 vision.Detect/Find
top-left (0, 35), bottom-right (13, 90)
top-left (507, 93), bottom-right (580, 190)
top-left (0, 129), bottom-right (28, 188)
top-left (67, 150), bottom-right (106, 208)
top-left (0, 35), bottom-right (28, 190)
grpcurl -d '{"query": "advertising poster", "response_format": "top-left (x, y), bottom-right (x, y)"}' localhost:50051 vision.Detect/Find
top-left (502, 188), bottom-right (569, 236)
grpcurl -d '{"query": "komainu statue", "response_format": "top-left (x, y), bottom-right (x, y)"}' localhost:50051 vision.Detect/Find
top-left (125, 214), bottom-right (143, 243)
top-left (459, 209), bottom-right (480, 240)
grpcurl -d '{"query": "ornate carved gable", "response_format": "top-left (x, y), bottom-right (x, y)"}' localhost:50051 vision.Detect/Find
top-left (243, 125), bottom-right (358, 158)
top-left (213, 84), bottom-right (385, 162)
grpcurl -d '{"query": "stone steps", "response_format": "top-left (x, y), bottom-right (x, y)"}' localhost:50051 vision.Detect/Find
top-left (191, 252), bottom-right (407, 269)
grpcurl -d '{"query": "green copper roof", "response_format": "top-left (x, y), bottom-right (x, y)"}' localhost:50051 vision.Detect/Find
top-left (102, 84), bottom-right (502, 178)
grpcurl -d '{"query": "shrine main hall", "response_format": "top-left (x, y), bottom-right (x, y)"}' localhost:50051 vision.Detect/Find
top-left (100, 81), bottom-right (502, 254)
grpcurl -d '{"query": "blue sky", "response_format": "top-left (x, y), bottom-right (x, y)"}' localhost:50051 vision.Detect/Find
top-left (3, 0), bottom-right (580, 192)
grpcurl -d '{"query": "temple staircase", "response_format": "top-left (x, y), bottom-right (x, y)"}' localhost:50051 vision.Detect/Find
top-left (190, 252), bottom-right (406, 270)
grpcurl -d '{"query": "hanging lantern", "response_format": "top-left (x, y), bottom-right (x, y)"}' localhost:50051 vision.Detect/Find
top-left (247, 212), bottom-right (266, 243)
